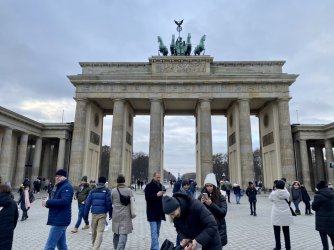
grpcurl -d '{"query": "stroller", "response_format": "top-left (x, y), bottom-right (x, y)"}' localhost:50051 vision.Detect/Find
top-left (161, 239), bottom-right (184, 250)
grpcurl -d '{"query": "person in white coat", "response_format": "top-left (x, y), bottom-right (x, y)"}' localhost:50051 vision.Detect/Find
top-left (269, 180), bottom-right (293, 250)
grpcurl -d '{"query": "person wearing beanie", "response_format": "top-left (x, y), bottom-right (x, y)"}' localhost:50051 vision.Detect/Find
top-left (269, 179), bottom-right (293, 250)
top-left (71, 176), bottom-right (91, 233)
top-left (312, 180), bottom-right (334, 250)
top-left (42, 169), bottom-right (74, 249)
top-left (84, 176), bottom-right (113, 250)
top-left (163, 192), bottom-right (222, 249)
top-left (144, 172), bottom-right (166, 250)
top-left (111, 174), bottom-right (134, 250)
top-left (246, 182), bottom-right (258, 216)
top-left (198, 173), bottom-right (227, 247)
top-left (179, 179), bottom-right (192, 198)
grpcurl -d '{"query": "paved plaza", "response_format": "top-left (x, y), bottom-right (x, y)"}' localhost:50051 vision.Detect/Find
top-left (12, 187), bottom-right (323, 250)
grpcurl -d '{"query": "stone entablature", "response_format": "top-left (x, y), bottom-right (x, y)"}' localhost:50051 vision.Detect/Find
top-left (292, 123), bottom-right (334, 140)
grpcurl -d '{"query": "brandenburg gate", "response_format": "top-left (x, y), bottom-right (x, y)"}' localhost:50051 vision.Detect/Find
top-left (68, 55), bottom-right (298, 187)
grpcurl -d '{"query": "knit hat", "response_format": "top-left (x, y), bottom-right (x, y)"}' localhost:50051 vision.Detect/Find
top-left (316, 180), bottom-right (327, 190)
top-left (203, 173), bottom-right (217, 187)
top-left (275, 180), bottom-right (285, 189)
top-left (81, 176), bottom-right (88, 182)
top-left (182, 179), bottom-right (189, 187)
top-left (162, 196), bottom-right (180, 214)
top-left (55, 169), bottom-right (67, 177)
top-left (248, 181), bottom-right (253, 185)
top-left (98, 176), bottom-right (107, 184)
top-left (117, 174), bottom-right (125, 184)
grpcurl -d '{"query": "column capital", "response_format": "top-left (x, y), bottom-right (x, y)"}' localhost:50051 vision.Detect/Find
top-left (74, 97), bottom-right (88, 102)
top-left (113, 98), bottom-right (126, 103)
top-left (237, 98), bottom-right (250, 102)
top-left (149, 98), bottom-right (163, 103)
top-left (276, 97), bottom-right (292, 102)
top-left (198, 98), bottom-right (212, 103)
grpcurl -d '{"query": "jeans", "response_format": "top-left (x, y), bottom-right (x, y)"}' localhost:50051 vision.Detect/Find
top-left (293, 201), bottom-right (300, 211)
top-left (273, 225), bottom-right (290, 250)
top-left (226, 190), bottom-right (231, 203)
top-left (319, 232), bottom-right (334, 250)
top-left (149, 220), bottom-right (161, 250)
top-left (249, 201), bottom-right (256, 213)
top-left (235, 194), bottom-right (241, 204)
top-left (91, 213), bottom-right (107, 250)
top-left (44, 226), bottom-right (68, 250)
top-left (75, 203), bottom-right (89, 228)
top-left (113, 233), bottom-right (128, 250)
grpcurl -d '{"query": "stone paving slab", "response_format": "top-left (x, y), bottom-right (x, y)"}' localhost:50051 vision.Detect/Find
top-left (12, 189), bottom-right (323, 250)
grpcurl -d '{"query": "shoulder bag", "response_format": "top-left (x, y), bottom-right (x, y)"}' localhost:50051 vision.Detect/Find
top-left (285, 199), bottom-right (297, 216)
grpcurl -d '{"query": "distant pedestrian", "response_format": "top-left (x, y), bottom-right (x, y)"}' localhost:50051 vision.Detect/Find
top-left (221, 179), bottom-right (232, 203)
top-left (312, 180), bottom-right (334, 250)
top-left (111, 174), bottom-right (134, 250)
top-left (291, 181), bottom-right (302, 215)
top-left (84, 176), bottom-right (113, 250)
top-left (42, 169), bottom-right (74, 250)
top-left (246, 181), bottom-right (257, 216)
top-left (232, 183), bottom-right (242, 204)
top-left (269, 180), bottom-right (293, 250)
top-left (144, 172), bottom-right (166, 250)
top-left (300, 184), bottom-right (313, 215)
top-left (172, 179), bottom-right (181, 194)
top-left (0, 184), bottom-right (19, 250)
top-left (17, 184), bottom-right (34, 221)
top-left (71, 176), bottom-right (91, 233)
top-left (189, 179), bottom-right (197, 198)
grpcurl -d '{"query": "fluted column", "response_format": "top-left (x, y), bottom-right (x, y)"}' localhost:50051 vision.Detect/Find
top-left (57, 138), bottom-right (66, 169)
top-left (277, 98), bottom-right (296, 181)
top-left (148, 99), bottom-right (164, 179)
top-left (14, 133), bottom-right (28, 187)
top-left (325, 139), bottom-right (334, 183)
top-left (197, 99), bottom-right (213, 185)
top-left (315, 145), bottom-right (325, 181)
top-left (238, 99), bottom-right (254, 187)
top-left (69, 98), bottom-right (88, 185)
top-left (0, 128), bottom-right (13, 183)
top-left (32, 137), bottom-right (42, 177)
top-left (109, 99), bottom-right (125, 186)
top-left (299, 140), bottom-right (311, 190)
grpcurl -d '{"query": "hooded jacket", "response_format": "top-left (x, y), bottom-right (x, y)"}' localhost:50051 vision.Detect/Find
top-left (84, 183), bottom-right (113, 218)
top-left (312, 187), bottom-right (334, 233)
top-left (269, 188), bottom-right (293, 226)
top-left (0, 192), bottom-right (19, 250)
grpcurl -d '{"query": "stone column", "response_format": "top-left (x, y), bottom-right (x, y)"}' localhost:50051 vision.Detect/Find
top-left (14, 133), bottom-right (28, 188)
top-left (299, 140), bottom-right (311, 190)
top-left (69, 98), bottom-right (88, 185)
top-left (109, 99), bottom-right (125, 186)
top-left (0, 127), bottom-right (13, 183)
top-left (57, 138), bottom-right (66, 169)
top-left (32, 137), bottom-right (42, 177)
top-left (197, 99), bottom-right (213, 185)
top-left (277, 98), bottom-right (296, 181)
top-left (148, 99), bottom-right (164, 179)
top-left (238, 99), bottom-right (254, 187)
top-left (41, 142), bottom-right (51, 179)
top-left (315, 145), bottom-right (325, 181)
top-left (325, 139), bottom-right (334, 183)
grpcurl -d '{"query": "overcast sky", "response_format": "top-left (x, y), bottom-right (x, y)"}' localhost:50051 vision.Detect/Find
top-left (1, 1), bottom-right (333, 177)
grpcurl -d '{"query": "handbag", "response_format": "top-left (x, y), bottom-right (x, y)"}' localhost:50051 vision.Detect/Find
top-left (130, 196), bottom-right (136, 219)
top-left (285, 199), bottom-right (297, 216)
top-left (117, 187), bottom-right (130, 206)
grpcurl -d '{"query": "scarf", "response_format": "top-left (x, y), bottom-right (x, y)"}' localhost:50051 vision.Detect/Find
top-left (24, 189), bottom-right (31, 209)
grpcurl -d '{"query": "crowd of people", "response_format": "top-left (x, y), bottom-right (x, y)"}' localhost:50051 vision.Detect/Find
top-left (1, 170), bottom-right (334, 250)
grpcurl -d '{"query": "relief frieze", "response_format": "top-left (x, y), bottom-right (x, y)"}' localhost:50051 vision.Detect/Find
top-left (154, 62), bottom-right (207, 74)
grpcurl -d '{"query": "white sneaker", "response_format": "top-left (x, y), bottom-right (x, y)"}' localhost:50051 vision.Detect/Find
top-left (89, 231), bottom-right (92, 235)
top-left (104, 224), bottom-right (110, 232)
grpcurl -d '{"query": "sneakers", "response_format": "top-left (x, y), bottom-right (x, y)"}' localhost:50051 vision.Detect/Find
top-left (71, 228), bottom-right (78, 233)
top-left (82, 224), bottom-right (89, 230)
top-left (104, 224), bottom-right (110, 232)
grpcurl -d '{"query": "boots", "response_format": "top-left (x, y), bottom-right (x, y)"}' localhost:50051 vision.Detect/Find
top-left (250, 211), bottom-right (253, 215)
top-left (71, 228), bottom-right (78, 233)
top-left (295, 209), bottom-right (301, 215)
top-left (82, 224), bottom-right (89, 230)
top-left (254, 211), bottom-right (257, 216)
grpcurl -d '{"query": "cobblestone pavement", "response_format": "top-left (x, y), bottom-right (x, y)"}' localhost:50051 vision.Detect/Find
top-left (12, 188), bottom-right (323, 250)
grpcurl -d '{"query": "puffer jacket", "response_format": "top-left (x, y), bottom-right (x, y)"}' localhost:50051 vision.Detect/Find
top-left (269, 189), bottom-right (293, 226)
top-left (312, 187), bottom-right (334, 233)
top-left (173, 192), bottom-right (222, 250)
top-left (84, 183), bottom-right (112, 218)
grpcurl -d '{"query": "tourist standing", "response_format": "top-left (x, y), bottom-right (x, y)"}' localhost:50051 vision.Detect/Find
top-left (111, 174), bottom-right (134, 250)
top-left (269, 180), bottom-right (293, 250)
top-left (246, 182), bottom-right (257, 216)
top-left (291, 181), bottom-right (302, 215)
top-left (84, 176), bottom-right (112, 250)
top-left (312, 181), bottom-right (334, 250)
top-left (300, 183), bottom-right (313, 215)
top-left (42, 169), bottom-right (74, 250)
top-left (144, 172), bottom-right (166, 250)
top-left (71, 176), bottom-right (91, 233)
top-left (0, 184), bottom-right (19, 250)
top-left (17, 184), bottom-right (33, 221)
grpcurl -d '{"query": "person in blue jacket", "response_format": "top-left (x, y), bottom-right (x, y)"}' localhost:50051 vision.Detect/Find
top-left (42, 169), bottom-right (74, 250)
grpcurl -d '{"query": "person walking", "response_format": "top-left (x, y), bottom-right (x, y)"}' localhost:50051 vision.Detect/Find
top-left (269, 180), bottom-right (293, 250)
top-left (232, 183), bottom-right (242, 204)
top-left (162, 193), bottom-right (222, 250)
top-left (17, 184), bottom-right (34, 221)
top-left (199, 173), bottom-right (228, 248)
top-left (300, 183), bottom-right (313, 215)
top-left (246, 182), bottom-right (257, 216)
top-left (0, 184), bottom-right (19, 250)
top-left (71, 176), bottom-right (91, 233)
top-left (312, 180), bottom-right (334, 250)
top-left (144, 172), bottom-right (166, 250)
top-left (84, 176), bottom-right (112, 250)
top-left (291, 181), bottom-right (302, 215)
top-left (111, 174), bottom-right (134, 250)
top-left (42, 169), bottom-right (74, 250)
top-left (222, 179), bottom-right (232, 203)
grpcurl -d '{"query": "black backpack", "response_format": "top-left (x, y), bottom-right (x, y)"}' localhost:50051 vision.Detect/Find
top-left (117, 187), bottom-right (130, 206)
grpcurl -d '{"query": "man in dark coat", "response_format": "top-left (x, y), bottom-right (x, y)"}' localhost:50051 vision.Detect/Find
top-left (42, 169), bottom-right (74, 250)
top-left (162, 193), bottom-right (222, 250)
top-left (312, 180), bottom-right (334, 250)
top-left (145, 172), bottom-right (166, 250)
top-left (0, 184), bottom-right (19, 250)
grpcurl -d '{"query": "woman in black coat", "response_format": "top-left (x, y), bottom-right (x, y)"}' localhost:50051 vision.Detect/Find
top-left (0, 184), bottom-right (19, 250)
top-left (246, 182), bottom-right (258, 216)
top-left (312, 181), bottom-right (334, 250)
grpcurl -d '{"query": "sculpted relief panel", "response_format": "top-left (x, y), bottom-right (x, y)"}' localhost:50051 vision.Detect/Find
top-left (154, 62), bottom-right (207, 74)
